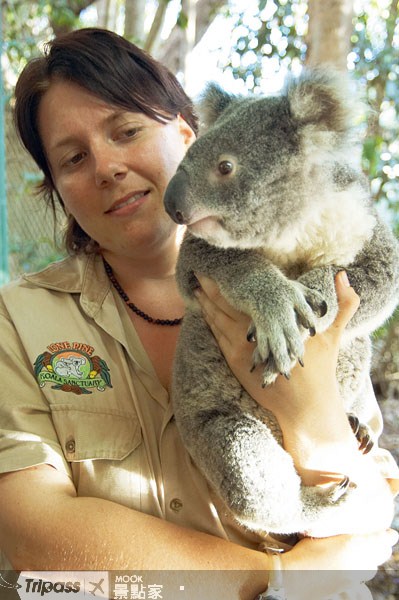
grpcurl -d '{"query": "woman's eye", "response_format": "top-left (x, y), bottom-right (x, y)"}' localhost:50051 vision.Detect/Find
top-left (63, 152), bottom-right (86, 167)
top-left (70, 153), bottom-right (85, 164)
top-left (118, 126), bottom-right (140, 140)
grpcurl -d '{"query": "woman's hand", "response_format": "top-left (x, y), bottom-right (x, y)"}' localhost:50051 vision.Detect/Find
top-left (281, 528), bottom-right (398, 600)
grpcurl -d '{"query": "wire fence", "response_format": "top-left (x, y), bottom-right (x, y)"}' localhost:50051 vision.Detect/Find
top-left (5, 104), bottom-right (66, 281)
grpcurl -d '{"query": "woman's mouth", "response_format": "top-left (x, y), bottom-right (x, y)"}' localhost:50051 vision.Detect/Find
top-left (105, 191), bottom-right (150, 215)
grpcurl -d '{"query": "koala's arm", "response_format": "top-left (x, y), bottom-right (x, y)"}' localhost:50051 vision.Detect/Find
top-left (177, 233), bottom-right (327, 382)
top-left (298, 217), bottom-right (399, 336)
top-left (343, 217), bottom-right (399, 331)
top-left (176, 233), bottom-right (267, 299)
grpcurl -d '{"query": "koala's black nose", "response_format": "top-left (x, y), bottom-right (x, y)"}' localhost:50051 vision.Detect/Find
top-left (164, 170), bottom-right (191, 224)
top-left (174, 210), bottom-right (185, 224)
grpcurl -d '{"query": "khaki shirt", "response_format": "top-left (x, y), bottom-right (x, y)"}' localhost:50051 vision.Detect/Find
top-left (0, 253), bottom-right (267, 569)
top-left (0, 253), bottom-right (398, 571)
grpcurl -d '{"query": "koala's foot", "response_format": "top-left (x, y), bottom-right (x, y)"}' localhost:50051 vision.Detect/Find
top-left (247, 281), bottom-right (327, 386)
top-left (347, 413), bottom-right (374, 454)
top-left (300, 475), bottom-right (357, 531)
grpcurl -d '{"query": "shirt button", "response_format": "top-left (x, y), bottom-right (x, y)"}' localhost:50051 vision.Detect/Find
top-left (169, 498), bottom-right (183, 512)
top-left (65, 438), bottom-right (76, 454)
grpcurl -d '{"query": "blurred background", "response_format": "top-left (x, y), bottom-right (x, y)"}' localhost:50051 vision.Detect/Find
top-left (0, 1), bottom-right (398, 595)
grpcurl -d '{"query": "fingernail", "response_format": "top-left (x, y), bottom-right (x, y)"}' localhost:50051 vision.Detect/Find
top-left (339, 271), bottom-right (351, 287)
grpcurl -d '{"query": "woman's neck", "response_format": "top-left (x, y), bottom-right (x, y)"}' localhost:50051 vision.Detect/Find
top-left (101, 227), bottom-right (184, 287)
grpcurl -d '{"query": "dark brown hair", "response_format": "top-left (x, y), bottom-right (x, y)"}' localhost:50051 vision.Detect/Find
top-left (14, 27), bottom-right (198, 254)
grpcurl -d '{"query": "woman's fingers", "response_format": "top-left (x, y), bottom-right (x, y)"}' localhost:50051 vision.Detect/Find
top-left (195, 275), bottom-right (243, 322)
top-left (285, 528), bottom-right (398, 571)
top-left (194, 275), bottom-right (251, 354)
top-left (330, 271), bottom-right (360, 334)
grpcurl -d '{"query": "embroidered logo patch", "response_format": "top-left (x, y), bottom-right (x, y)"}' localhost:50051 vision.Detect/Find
top-left (34, 341), bottom-right (113, 395)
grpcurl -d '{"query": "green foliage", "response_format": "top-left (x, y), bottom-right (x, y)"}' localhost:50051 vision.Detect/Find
top-left (177, 10), bottom-right (189, 29)
top-left (351, 1), bottom-right (399, 218)
top-left (3, 0), bottom-right (87, 88)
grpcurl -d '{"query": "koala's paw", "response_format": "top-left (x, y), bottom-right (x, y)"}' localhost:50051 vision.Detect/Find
top-left (249, 349), bottom-right (281, 387)
top-left (247, 281), bottom-right (327, 386)
top-left (302, 475), bottom-right (357, 516)
top-left (298, 476), bottom-right (360, 536)
top-left (347, 413), bottom-right (374, 455)
top-left (322, 475), bottom-right (355, 503)
top-left (296, 282), bottom-right (328, 320)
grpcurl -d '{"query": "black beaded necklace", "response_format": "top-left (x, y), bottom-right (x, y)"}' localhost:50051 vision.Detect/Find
top-left (103, 259), bottom-right (183, 327)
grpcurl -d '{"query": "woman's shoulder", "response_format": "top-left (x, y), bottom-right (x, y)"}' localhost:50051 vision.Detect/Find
top-left (1, 253), bottom-right (94, 296)
top-left (0, 253), bottom-right (109, 325)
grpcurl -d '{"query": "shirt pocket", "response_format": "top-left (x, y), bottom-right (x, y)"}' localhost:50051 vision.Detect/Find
top-left (49, 404), bottom-right (142, 462)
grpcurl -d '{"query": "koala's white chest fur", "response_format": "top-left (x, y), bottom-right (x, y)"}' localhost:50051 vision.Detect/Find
top-left (260, 184), bottom-right (376, 276)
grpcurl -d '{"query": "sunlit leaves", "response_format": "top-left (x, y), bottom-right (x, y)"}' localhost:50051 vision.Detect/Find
top-left (220, 0), bottom-right (307, 93)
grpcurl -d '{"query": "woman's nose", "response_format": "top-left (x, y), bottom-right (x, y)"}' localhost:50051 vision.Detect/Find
top-left (93, 146), bottom-right (127, 187)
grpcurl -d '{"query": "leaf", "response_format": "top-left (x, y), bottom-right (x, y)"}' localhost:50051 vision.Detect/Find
top-left (177, 10), bottom-right (189, 29)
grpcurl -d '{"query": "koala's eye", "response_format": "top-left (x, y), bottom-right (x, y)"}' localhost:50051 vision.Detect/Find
top-left (218, 160), bottom-right (234, 175)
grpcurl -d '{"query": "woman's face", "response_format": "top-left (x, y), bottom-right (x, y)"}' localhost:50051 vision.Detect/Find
top-left (38, 80), bottom-right (195, 258)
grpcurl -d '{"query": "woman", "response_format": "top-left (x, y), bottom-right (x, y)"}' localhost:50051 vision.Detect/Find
top-left (0, 28), bottom-right (397, 599)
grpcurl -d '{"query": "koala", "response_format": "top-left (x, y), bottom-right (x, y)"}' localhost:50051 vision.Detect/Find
top-left (163, 69), bottom-right (399, 538)
top-left (54, 356), bottom-right (85, 379)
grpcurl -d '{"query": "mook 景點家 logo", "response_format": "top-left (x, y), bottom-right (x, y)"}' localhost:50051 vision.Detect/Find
top-left (34, 341), bottom-right (112, 395)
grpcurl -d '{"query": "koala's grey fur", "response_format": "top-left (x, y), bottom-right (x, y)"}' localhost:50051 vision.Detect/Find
top-left (164, 69), bottom-right (399, 537)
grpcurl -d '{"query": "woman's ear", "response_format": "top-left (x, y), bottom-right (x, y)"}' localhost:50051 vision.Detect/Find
top-left (177, 114), bottom-right (196, 148)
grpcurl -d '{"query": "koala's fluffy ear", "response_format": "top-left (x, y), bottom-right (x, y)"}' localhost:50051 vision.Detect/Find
top-left (285, 68), bottom-right (361, 132)
top-left (196, 82), bottom-right (235, 132)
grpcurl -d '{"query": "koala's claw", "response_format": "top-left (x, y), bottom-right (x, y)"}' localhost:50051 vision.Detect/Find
top-left (347, 413), bottom-right (374, 454)
top-left (319, 300), bottom-right (328, 317)
top-left (348, 413), bottom-right (360, 435)
top-left (307, 298), bottom-right (328, 318)
top-left (359, 433), bottom-right (374, 454)
top-left (258, 354), bottom-right (280, 387)
top-left (301, 286), bottom-right (329, 319)
top-left (329, 475), bottom-right (353, 503)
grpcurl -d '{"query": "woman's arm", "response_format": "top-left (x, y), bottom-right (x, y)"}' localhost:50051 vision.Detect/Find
top-left (0, 463), bottom-right (396, 600)
top-left (0, 465), bottom-right (266, 589)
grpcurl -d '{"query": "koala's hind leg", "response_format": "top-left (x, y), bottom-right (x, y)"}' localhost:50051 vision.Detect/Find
top-left (337, 337), bottom-right (376, 454)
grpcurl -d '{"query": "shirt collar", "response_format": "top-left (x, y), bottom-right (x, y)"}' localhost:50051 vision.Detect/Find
top-left (22, 253), bottom-right (110, 318)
